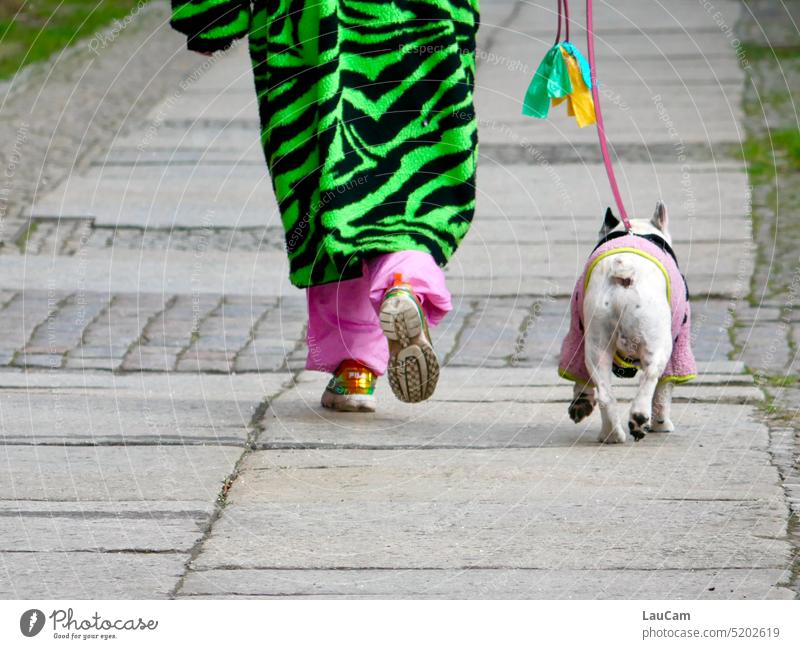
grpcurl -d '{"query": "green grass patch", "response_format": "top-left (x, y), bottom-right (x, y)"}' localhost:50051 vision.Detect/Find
top-left (741, 43), bottom-right (800, 62)
top-left (760, 374), bottom-right (800, 388)
top-left (742, 128), bottom-right (800, 177)
top-left (0, 0), bottom-right (146, 80)
top-left (15, 219), bottom-right (37, 253)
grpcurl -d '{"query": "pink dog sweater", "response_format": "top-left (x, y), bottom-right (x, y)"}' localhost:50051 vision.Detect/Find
top-left (559, 231), bottom-right (697, 385)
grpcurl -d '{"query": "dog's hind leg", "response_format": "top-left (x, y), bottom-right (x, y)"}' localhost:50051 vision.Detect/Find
top-left (650, 380), bottom-right (675, 432)
top-left (586, 346), bottom-right (626, 444)
top-left (568, 382), bottom-right (595, 423)
top-left (629, 349), bottom-right (669, 441)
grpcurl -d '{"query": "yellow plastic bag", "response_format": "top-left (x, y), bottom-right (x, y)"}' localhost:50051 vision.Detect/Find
top-left (551, 47), bottom-right (596, 128)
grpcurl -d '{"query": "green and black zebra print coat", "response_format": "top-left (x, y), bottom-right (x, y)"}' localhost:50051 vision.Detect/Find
top-left (171, 0), bottom-right (479, 287)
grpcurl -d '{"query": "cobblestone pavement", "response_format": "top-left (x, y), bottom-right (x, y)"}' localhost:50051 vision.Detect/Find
top-left (0, 0), bottom-right (797, 599)
top-left (0, 287), bottom-right (735, 374)
top-left (730, 0), bottom-right (800, 595)
top-left (0, 2), bottom-right (214, 245)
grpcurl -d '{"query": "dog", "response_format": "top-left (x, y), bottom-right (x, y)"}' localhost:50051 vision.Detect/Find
top-left (558, 202), bottom-right (697, 444)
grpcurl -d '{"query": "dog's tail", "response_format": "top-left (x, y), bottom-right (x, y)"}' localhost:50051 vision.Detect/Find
top-left (610, 256), bottom-right (635, 288)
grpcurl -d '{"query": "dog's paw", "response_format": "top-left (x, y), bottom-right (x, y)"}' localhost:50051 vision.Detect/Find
top-left (598, 427), bottom-right (626, 444)
top-left (628, 412), bottom-right (650, 441)
top-left (650, 417), bottom-right (674, 433)
top-left (568, 396), bottom-right (594, 423)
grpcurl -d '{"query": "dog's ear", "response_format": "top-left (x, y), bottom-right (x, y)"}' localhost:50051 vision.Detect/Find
top-left (603, 207), bottom-right (619, 230)
top-left (651, 201), bottom-right (668, 232)
top-left (599, 207), bottom-right (620, 237)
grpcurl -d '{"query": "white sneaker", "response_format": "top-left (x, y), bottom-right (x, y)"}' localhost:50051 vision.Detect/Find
top-left (379, 277), bottom-right (439, 403)
top-left (320, 360), bottom-right (377, 413)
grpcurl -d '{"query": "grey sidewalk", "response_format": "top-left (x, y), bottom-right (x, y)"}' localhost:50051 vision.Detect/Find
top-left (0, 0), bottom-right (795, 598)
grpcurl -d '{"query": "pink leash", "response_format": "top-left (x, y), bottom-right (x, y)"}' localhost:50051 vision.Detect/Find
top-left (558, 0), bottom-right (631, 230)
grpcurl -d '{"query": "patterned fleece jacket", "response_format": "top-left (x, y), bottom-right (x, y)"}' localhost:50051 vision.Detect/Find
top-left (558, 231), bottom-right (697, 385)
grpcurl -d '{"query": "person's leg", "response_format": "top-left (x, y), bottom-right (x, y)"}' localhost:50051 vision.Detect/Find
top-left (306, 273), bottom-right (390, 413)
top-left (363, 250), bottom-right (451, 403)
top-left (306, 275), bottom-right (389, 376)
top-left (306, 250), bottom-right (452, 407)
top-left (364, 250), bottom-right (452, 325)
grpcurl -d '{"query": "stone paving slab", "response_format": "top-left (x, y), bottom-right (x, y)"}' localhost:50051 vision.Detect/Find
top-left (112, 123), bottom-right (263, 160)
top-left (475, 163), bottom-right (750, 219)
top-left (477, 89), bottom-right (744, 147)
top-left (1, 392), bottom-right (249, 445)
top-left (447, 255), bottom-right (751, 300)
top-left (478, 0), bottom-right (746, 149)
top-left (455, 240), bottom-right (751, 285)
top-left (470, 212), bottom-right (751, 244)
top-left (0, 250), bottom-right (292, 295)
top-left (450, 274), bottom-right (749, 299)
top-left (37, 160), bottom-right (749, 228)
top-left (100, 145), bottom-right (264, 166)
top-left (476, 115), bottom-right (743, 147)
top-left (433, 383), bottom-right (763, 405)
top-left (494, 27), bottom-right (738, 49)
top-left (0, 446), bottom-right (241, 502)
top-left (255, 376), bottom-right (763, 450)
top-left (28, 206), bottom-right (745, 252)
top-left (486, 46), bottom-right (744, 85)
top-left (146, 89), bottom-right (258, 124)
top-left (0, 366), bottom-right (289, 598)
top-left (180, 568), bottom-right (793, 600)
top-left (258, 397), bottom-right (599, 450)
top-left (0, 372), bottom-right (288, 444)
top-left (102, 138), bottom-right (745, 170)
top-left (427, 364), bottom-right (751, 386)
top-left (0, 501), bottom-right (212, 553)
top-left (511, 0), bottom-right (742, 35)
top-left (30, 163), bottom-right (279, 228)
top-left (153, 78), bottom-right (743, 150)
top-left (194, 498), bottom-right (787, 573)
top-left (118, 134), bottom-right (744, 171)
top-left (0, 369), bottom-right (287, 393)
top-left (501, 29), bottom-right (743, 60)
top-left (191, 441), bottom-right (788, 571)
top-left (0, 248), bottom-right (749, 301)
top-left (180, 45), bottom-right (254, 93)
top-left (0, 552), bottom-right (186, 599)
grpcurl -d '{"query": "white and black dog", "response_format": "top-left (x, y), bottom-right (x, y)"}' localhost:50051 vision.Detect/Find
top-left (558, 202), bottom-right (697, 444)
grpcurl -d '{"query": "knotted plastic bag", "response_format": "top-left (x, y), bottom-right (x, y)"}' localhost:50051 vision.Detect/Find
top-left (523, 41), bottom-right (596, 128)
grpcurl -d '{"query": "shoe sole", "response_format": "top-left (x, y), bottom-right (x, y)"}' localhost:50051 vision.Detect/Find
top-left (380, 295), bottom-right (439, 403)
top-left (321, 391), bottom-right (376, 413)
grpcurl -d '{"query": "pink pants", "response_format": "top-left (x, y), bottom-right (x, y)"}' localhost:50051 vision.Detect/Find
top-left (306, 251), bottom-right (451, 376)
